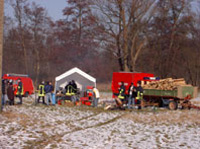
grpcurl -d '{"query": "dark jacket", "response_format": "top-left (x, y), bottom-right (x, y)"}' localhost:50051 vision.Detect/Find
top-left (50, 85), bottom-right (54, 92)
top-left (17, 82), bottom-right (23, 93)
top-left (2, 80), bottom-right (5, 94)
top-left (128, 85), bottom-right (137, 98)
top-left (119, 84), bottom-right (126, 96)
top-left (71, 82), bottom-right (77, 93)
top-left (136, 86), bottom-right (143, 93)
top-left (7, 85), bottom-right (15, 100)
top-left (45, 84), bottom-right (53, 93)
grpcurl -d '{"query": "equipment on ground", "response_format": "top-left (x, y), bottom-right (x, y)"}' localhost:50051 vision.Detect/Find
top-left (80, 86), bottom-right (94, 106)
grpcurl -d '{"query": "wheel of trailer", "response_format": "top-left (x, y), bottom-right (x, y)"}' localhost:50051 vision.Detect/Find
top-left (168, 101), bottom-right (177, 110)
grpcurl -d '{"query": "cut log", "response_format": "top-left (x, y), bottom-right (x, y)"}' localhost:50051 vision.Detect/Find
top-left (142, 78), bottom-right (188, 90)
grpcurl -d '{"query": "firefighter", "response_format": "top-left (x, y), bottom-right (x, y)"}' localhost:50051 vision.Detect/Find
top-left (71, 80), bottom-right (77, 94)
top-left (136, 81), bottom-right (144, 109)
top-left (65, 82), bottom-right (72, 96)
top-left (16, 78), bottom-right (24, 104)
top-left (118, 82), bottom-right (126, 100)
top-left (37, 81), bottom-right (46, 104)
top-left (65, 82), bottom-right (77, 103)
top-left (115, 82), bottom-right (126, 109)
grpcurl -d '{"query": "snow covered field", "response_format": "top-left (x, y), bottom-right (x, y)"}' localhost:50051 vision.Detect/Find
top-left (0, 97), bottom-right (200, 149)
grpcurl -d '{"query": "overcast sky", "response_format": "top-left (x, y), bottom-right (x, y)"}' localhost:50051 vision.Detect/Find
top-left (5, 0), bottom-right (200, 21)
top-left (5, 0), bottom-right (67, 21)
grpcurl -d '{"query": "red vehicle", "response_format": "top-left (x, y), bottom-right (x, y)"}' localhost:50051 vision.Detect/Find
top-left (3, 73), bottom-right (34, 96)
top-left (111, 72), bottom-right (159, 97)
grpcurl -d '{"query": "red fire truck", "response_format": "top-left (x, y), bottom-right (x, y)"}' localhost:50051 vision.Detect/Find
top-left (3, 74), bottom-right (34, 96)
top-left (111, 72), bottom-right (159, 97)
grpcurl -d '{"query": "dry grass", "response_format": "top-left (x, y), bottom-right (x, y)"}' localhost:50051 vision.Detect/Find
top-left (123, 110), bottom-right (200, 125)
top-left (97, 83), bottom-right (111, 92)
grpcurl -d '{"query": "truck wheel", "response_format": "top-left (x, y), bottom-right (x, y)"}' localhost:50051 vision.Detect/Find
top-left (168, 101), bottom-right (177, 110)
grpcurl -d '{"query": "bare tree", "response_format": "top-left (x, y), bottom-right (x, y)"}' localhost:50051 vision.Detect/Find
top-left (24, 2), bottom-right (52, 85)
top-left (93, 0), bottom-right (156, 71)
top-left (147, 0), bottom-right (193, 78)
top-left (11, 0), bottom-right (29, 74)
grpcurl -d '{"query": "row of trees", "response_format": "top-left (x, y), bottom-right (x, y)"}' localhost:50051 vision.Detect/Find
top-left (3, 0), bottom-right (200, 86)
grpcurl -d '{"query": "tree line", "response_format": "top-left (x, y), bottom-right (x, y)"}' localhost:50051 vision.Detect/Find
top-left (3, 0), bottom-right (200, 86)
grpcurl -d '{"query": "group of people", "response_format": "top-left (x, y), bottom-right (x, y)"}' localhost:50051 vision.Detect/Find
top-left (1, 78), bottom-right (24, 107)
top-left (37, 81), bottom-right (54, 105)
top-left (61, 80), bottom-right (100, 107)
top-left (117, 81), bottom-right (143, 109)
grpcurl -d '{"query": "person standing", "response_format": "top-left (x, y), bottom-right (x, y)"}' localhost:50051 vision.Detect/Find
top-left (65, 82), bottom-right (71, 96)
top-left (45, 81), bottom-right (53, 105)
top-left (37, 81), bottom-right (45, 104)
top-left (71, 80), bottom-right (77, 94)
top-left (118, 82), bottom-right (126, 101)
top-left (71, 80), bottom-right (78, 104)
top-left (128, 83), bottom-right (136, 109)
top-left (93, 87), bottom-right (100, 107)
top-left (16, 79), bottom-right (24, 104)
top-left (7, 81), bottom-right (15, 105)
top-left (49, 81), bottom-right (55, 105)
top-left (49, 81), bottom-right (54, 93)
top-left (136, 81), bottom-right (144, 109)
top-left (1, 79), bottom-right (6, 107)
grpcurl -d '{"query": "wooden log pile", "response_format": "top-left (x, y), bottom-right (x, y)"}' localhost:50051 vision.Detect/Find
top-left (142, 78), bottom-right (191, 90)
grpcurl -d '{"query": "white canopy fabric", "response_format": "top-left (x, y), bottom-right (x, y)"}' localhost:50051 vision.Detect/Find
top-left (55, 67), bottom-right (96, 93)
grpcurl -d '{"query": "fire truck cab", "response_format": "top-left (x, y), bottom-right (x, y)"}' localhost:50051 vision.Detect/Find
top-left (3, 73), bottom-right (34, 96)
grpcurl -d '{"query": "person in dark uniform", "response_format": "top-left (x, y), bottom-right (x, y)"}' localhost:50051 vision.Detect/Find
top-left (115, 82), bottom-right (126, 109)
top-left (71, 80), bottom-right (77, 94)
top-left (7, 81), bottom-right (15, 105)
top-left (136, 81), bottom-right (144, 109)
top-left (16, 79), bottom-right (24, 104)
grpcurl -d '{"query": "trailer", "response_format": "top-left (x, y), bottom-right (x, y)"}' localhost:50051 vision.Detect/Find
top-left (143, 86), bottom-right (198, 110)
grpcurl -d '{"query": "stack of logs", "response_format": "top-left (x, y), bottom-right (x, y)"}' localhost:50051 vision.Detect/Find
top-left (142, 78), bottom-right (191, 90)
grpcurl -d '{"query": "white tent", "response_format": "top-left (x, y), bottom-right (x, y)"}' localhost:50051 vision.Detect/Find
top-left (55, 67), bottom-right (96, 93)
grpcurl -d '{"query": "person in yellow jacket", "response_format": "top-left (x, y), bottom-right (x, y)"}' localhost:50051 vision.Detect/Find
top-left (37, 81), bottom-right (46, 104)
top-left (115, 82), bottom-right (126, 109)
top-left (16, 79), bottom-right (24, 104)
top-left (65, 81), bottom-right (77, 103)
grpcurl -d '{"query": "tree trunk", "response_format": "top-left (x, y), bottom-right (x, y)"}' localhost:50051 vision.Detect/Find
top-left (15, 1), bottom-right (28, 74)
top-left (0, 0), bottom-right (4, 112)
top-left (35, 50), bottom-right (40, 86)
top-left (119, 0), bottom-right (129, 72)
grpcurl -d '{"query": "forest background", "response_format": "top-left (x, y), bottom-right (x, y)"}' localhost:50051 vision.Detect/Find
top-left (3, 0), bottom-right (200, 88)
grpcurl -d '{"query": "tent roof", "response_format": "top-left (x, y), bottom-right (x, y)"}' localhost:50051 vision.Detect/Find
top-left (55, 67), bottom-right (96, 83)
